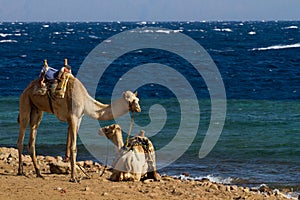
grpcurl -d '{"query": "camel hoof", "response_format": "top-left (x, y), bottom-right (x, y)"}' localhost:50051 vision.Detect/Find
top-left (17, 172), bottom-right (25, 176)
top-left (69, 178), bottom-right (77, 183)
top-left (37, 174), bottom-right (44, 179)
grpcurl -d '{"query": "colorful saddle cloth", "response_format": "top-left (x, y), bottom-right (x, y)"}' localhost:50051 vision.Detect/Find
top-left (44, 67), bottom-right (59, 81)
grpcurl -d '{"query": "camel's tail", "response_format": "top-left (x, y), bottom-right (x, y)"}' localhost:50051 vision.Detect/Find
top-left (17, 113), bottom-right (20, 124)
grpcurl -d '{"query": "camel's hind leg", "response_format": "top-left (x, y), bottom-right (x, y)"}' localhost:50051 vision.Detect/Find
top-left (17, 95), bottom-right (31, 175)
top-left (28, 107), bottom-right (43, 178)
top-left (17, 114), bottom-right (29, 175)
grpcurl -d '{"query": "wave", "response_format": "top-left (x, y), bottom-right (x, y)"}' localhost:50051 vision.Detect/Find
top-left (130, 29), bottom-right (183, 34)
top-left (282, 25), bottom-right (298, 29)
top-left (248, 31), bottom-right (256, 35)
top-left (0, 39), bottom-right (17, 43)
top-left (214, 28), bottom-right (233, 32)
top-left (0, 33), bottom-right (12, 37)
top-left (251, 43), bottom-right (300, 51)
top-left (173, 174), bottom-right (234, 184)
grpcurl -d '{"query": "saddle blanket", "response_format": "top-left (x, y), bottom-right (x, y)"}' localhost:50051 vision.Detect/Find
top-left (45, 67), bottom-right (59, 81)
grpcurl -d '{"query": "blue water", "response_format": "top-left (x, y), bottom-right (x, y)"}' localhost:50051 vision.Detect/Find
top-left (0, 21), bottom-right (300, 191)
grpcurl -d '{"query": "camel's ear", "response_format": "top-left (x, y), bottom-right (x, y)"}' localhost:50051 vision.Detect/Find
top-left (134, 91), bottom-right (138, 97)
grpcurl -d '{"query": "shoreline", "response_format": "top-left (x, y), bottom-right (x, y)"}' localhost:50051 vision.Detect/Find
top-left (0, 147), bottom-right (297, 200)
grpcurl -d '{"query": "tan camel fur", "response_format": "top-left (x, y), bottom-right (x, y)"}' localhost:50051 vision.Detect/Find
top-left (99, 124), bottom-right (160, 181)
top-left (17, 74), bottom-right (141, 182)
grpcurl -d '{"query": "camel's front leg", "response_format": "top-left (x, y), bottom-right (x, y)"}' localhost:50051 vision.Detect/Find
top-left (64, 116), bottom-right (82, 163)
top-left (68, 116), bottom-right (81, 182)
top-left (28, 108), bottom-right (43, 178)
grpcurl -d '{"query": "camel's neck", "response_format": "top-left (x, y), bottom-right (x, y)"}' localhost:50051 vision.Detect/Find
top-left (84, 96), bottom-right (129, 121)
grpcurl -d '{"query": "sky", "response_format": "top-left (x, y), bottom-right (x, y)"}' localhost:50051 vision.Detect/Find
top-left (0, 0), bottom-right (300, 22)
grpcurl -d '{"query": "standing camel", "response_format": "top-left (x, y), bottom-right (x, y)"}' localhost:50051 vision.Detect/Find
top-left (17, 73), bottom-right (141, 182)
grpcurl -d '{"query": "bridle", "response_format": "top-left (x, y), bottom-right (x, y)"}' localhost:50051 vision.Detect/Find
top-left (128, 99), bottom-right (136, 112)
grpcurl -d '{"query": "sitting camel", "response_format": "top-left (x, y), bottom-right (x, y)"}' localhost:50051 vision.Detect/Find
top-left (17, 59), bottom-right (141, 182)
top-left (99, 124), bottom-right (160, 181)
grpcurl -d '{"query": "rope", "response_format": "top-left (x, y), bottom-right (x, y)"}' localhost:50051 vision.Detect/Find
top-left (126, 111), bottom-right (134, 147)
top-left (100, 138), bottom-right (109, 177)
top-left (77, 164), bottom-right (91, 179)
top-left (47, 90), bottom-right (54, 114)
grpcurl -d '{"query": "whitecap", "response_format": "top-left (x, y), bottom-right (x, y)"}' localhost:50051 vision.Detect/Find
top-left (89, 35), bottom-right (98, 39)
top-left (248, 31), bottom-right (256, 35)
top-left (137, 21), bottom-right (147, 25)
top-left (0, 39), bottom-right (17, 43)
top-left (252, 43), bottom-right (300, 51)
top-left (156, 30), bottom-right (182, 34)
top-left (173, 174), bottom-right (233, 184)
top-left (14, 33), bottom-right (21, 36)
top-left (214, 28), bottom-right (233, 32)
top-left (156, 30), bottom-right (171, 34)
top-left (0, 33), bottom-right (12, 37)
top-left (53, 32), bottom-right (61, 35)
top-left (222, 28), bottom-right (233, 32)
top-left (42, 24), bottom-right (49, 28)
top-left (282, 25), bottom-right (298, 29)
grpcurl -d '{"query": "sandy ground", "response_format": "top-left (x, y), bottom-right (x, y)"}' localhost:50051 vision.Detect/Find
top-left (0, 147), bottom-right (294, 200)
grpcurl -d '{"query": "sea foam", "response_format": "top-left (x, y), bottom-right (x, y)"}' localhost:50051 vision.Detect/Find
top-left (174, 174), bottom-right (233, 184)
top-left (252, 43), bottom-right (300, 51)
top-left (282, 26), bottom-right (298, 29)
top-left (0, 39), bottom-right (17, 43)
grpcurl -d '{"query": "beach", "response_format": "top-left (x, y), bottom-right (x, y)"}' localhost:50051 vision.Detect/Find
top-left (0, 147), bottom-right (294, 200)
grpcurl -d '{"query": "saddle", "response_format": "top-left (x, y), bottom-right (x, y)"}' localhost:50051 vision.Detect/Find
top-left (33, 59), bottom-right (73, 98)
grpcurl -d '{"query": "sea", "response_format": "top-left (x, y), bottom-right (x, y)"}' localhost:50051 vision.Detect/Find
top-left (0, 21), bottom-right (299, 196)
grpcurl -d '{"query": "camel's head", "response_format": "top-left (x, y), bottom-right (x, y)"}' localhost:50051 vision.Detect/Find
top-left (123, 91), bottom-right (141, 113)
top-left (98, 124), bottom-right (124, 149)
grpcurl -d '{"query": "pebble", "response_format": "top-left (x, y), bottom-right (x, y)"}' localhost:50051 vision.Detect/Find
top-left (258, 184), bottom-right (269, 192)
top-left (210, 184), bottom-right (219, 191)
top-left (84, 160), bottom-right (93, 167)
top-left (143, 179), bottom-right (154, 184)
top-left (101, 192), bottom-right (108, 196)
top-left (230, 185), bottom-right (238, 191)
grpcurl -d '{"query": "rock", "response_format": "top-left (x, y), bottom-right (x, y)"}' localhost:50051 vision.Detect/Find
top-left (49, 161), bottom-right (70, 174)
top-left (250, 187), bottom-right (258, 192)
top-left (84, 186), bottom-right (90, 191)
top-left (218, 184), bottom-right (226, 191)
top-left (182, 172), bottom-right (190, 177)
top-left (45, 156), bottom-right (56, 163)
top-left (56, 156), bottom-right (63, 162)
top-left (210, 184), bottom-right (219, 191)
top-left (101, 192), bottom-right (108, 196)
top-left (258, 184), bottom-right (269, 193)
top-left (201, 178), bottom-right (210, 182)
top-left (230, 185), bottom-right (238, 191)
top-left (76, 161), bottom-right (85, 167)
top-left (225, 186), bottom-right (232, 193)
top-left (84, 160), bottom-right (93, 167)
top-left (143, 179), bottom-right (154, 183)
top-left (162, 176), bottom-right (173, 182)
top-left (243, 187), bottom-right (250, 193)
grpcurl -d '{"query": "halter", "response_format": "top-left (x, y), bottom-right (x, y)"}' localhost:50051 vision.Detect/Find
top-left (126, 111), bottom-right (134, 147)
